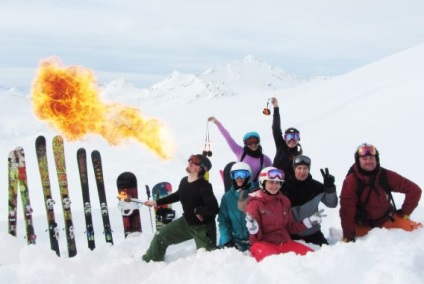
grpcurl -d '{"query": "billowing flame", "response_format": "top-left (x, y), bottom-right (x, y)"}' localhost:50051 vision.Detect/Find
top-left (31, 56), bottom-right (174, 159)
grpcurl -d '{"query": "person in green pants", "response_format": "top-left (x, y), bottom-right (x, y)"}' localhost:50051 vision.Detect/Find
top-left (142, 154), bottom-right (219, 262)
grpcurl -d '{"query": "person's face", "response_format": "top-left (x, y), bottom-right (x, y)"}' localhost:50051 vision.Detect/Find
top-left (284, 133), bottom-right (300, 149)
top-left (359, 156), bottom-right (377, 171)
top-left (294, 165), bottom-right (309, 181)
top-left (235, 178), bottom-right (245, 187)
top-left (285, 139), bottom-right (298, 148)
top-left (247, 143), bottom-right (259, 151)
top-left (245, 137), bottom-right (260, 151)
top-left (265, 180), bottom-right (281, 194)
top-left (186, 158), bottom-right (201, 174)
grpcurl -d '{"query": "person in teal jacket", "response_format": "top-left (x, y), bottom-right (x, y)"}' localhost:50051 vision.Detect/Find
top-left (218, 162), bottom-right (256, 251)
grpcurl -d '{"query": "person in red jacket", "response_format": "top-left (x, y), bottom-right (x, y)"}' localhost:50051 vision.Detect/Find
top-left (340, 143), bottom-right (422, 242)
top-left (245, 167), bottom-right (325, 261)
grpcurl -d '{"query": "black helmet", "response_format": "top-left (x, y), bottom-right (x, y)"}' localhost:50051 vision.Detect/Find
top-left (293, 155), bottom-right (311, 169)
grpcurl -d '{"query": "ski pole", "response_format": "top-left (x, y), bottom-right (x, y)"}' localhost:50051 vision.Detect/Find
top-left (145, 185), bottom-right (154, 233)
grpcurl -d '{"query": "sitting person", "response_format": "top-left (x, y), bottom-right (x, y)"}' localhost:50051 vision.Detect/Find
top-left (281, 155), bottom-right (338, 246)
top-left (340, 143), bottom-right (422, 242)
top-left (245, 166), bottom-right (325, 261)
top-left (218, 162), bottom-right (256, 251)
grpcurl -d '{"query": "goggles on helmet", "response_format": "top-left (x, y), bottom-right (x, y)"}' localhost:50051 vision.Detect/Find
top-left (284, 133), bottom-right (300, 141)
top-left (260, 168), bottom-right (285, 181)
top-left (293, 155), bottom-right (311, 166)
top-left (245, 137), bottom-right (260, 146)
top-left (231, 169), bottom-right (251, 180)
top-left (357, 145), bottom-right (377, 157)
top-left (188, 155), bottom-right (202, 166)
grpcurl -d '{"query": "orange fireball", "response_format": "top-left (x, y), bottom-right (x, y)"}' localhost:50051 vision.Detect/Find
top-left (31, 56), bottom-right (173, 159)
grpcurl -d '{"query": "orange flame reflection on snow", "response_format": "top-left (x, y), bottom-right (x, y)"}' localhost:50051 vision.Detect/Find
top-left (31, 57), bottom-right (174, 159)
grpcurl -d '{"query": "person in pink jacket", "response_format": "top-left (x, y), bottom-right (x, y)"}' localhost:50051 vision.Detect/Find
top-left (208, 116), bottom-right (272, 187)
top-left (245, 167), bottom-right (325, 261)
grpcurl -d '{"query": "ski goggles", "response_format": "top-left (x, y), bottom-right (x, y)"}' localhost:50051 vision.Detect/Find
top-left (260, 168), bottom-right (285, 180)
top-left (293, 155), bottom-right (311, 166)
top-left (245, 137), bottom-right (260, 146)
top-left (231, 169), bottom-right (251, 180)
top-left (188, 155), bottom-right (202, 166)
top-left (357, 145), bottom-right (377, 157)
top-left (284, 133), bottom-right (300, 141)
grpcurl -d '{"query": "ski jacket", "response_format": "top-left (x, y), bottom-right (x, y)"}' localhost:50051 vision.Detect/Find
top-left (340, 164), bottom-right (422, 239)
top-left (157, 177), bottom-right (219, 226)
top-left (281, 175), bottom-right (338, 237)
top-left (271, 107), bottom-right (302, 180)
top-left (246, 190), bottom-right (306, 245)
top-left (218, 183), bottom-right (255, 248)
top-left (215, 121), bottom-right (272, 182)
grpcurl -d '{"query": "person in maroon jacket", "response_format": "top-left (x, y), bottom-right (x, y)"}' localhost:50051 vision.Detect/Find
top-left (245, 167), bottom-right (325, 261)
top-left (340, 143), bottom-right (422, 242)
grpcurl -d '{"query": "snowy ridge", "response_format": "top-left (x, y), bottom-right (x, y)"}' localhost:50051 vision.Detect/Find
top-left (100, 56), bottom-right (317, 106)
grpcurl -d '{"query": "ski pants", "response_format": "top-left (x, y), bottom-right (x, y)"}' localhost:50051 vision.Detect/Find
top-left (250, 240), bottom-right (314, 262)
top-left (142, 216), bottom-right (216, 262)
top-left (355, 214), bottom-right (422, 237)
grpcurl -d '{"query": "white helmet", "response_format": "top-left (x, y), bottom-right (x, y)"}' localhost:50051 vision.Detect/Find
top-left (258, 166), bottom-right (285, 187)
top-left (230, 162), bottom-right (252, 189)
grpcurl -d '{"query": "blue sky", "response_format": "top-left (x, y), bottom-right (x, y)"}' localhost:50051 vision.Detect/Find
top-left (1, 0), bottom-right (424, 89)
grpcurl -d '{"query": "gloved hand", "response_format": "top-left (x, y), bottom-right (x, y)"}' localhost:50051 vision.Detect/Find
top-left (303, 209), bottom-right (326, 228)
top-left (320, 168), bottom-right (335, 189)
top-left (395, 209), bottom-right (410, 219)
top-left (245, 213), bottom-right (259, 234)
top-left (343, 236), bottom-right (355, 243)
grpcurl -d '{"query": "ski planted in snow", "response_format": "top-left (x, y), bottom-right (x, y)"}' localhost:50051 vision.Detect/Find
top-left (52, 135), bottom-right (77, 257)
top-left (77, 148), bottom-right (95, 250)
top-left (152, 182), bottom-right (175, 230)
top-left (117, 172), bottom-right (142, 237)
top-left (35, 136), bottom-right (60, 256)
top-left (91, 150), bottom-right (113, 245)
top-left (7, 150), bottom-right (18, 237)
top-left (8, 147), bottom-right (37, 245)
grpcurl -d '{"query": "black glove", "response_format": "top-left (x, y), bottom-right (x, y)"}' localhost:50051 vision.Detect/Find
top-left (395, 209), bottom-right (410, 219)
top-left (223, 241), bottom-right (235, 248)
top-left (320, 168), bottom-right (335, 189)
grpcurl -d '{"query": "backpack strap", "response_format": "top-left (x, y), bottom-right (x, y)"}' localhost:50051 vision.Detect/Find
top-left (379, 168), bottom-right (397, 211)
top-left (353, 168), bottom-right (397, 226)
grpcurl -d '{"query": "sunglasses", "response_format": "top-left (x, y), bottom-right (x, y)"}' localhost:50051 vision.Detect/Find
top-left (231, 169), bottom-right (251, 180)
top-left (202, 150), bottom-right (212, 157)
top-left (188, 155), bottom-right (202, 166)
top-left (293, 155), bottom-right (311, 166)
top-left (245, 137), bottom-right (260, 146)
top-left (260, 168), bottom-right (285, 180)
top-left (284, 133), bottom-right (300, 141)
top-left (357, 145), bottom-right (377, 157)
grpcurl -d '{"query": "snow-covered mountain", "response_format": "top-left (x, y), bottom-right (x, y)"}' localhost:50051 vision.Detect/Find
top-left (1, 46), bottom-right (424, 283)
top-left (100, 55), bottom-right (320, 106)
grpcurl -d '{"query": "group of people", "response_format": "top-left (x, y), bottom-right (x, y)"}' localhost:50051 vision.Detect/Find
top-left (141, 97), bottom-right (422, 263)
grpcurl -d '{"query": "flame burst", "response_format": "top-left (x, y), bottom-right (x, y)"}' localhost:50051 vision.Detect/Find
top-left (31, 57), bottom-right (174, 159)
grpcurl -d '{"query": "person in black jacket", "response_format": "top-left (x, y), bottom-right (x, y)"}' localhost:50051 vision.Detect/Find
top-left (142, 154), bottom-right (219, 262)
top-left (281, 155), bottom-right (338, 246)
top-left (270, 97), bottom-right (302, 181)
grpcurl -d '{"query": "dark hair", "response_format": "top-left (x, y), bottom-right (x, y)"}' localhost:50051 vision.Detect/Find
top-left (198, 167), bottom-right (206, 178)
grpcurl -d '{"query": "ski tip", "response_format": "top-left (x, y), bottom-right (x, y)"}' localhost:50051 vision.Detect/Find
top-left (53, 135), bottom-right (64, 142)
top-left (36, 135), bottom-right (46, 142)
